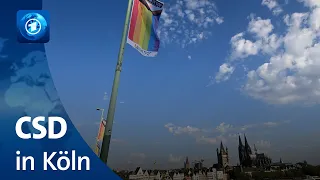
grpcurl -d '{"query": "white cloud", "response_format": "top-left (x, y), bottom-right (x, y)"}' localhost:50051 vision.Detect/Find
top-left (240, 124), bottom-right (257, 131)
top-left (262, 0), bottom-right (283, 15)
top-left (158, 0), bottom-right (223, 48)
top-left (169, 154), bottom-right (182, 163)
top-left (230, 32), bottom-right (260, 59)
top-left (299, 0), bottom-right (320, 8)
top-left (188, 55), bottom-right (192, 60)
top-left (216, 122), bottom-right (233, 134)
top-left (248, 17), bottom-right (274, 38)
top-left (215, 17), bottom-right (224, 24)
top-left (229, 17), bottom-right (282, 60)
top-left (215, 63), bottom-right (235, 82)
top-left (164, 123), bottom-right (201, 135)
top-left (215, 1), bottom-right (320, 105)
top-left (264, 121), bottom-right (278, 127)
top-left (164, 120), bottom-right (290, 144)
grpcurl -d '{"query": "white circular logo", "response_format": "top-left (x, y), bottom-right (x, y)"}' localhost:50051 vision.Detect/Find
top-left (25, 18), bottom-right (42, 35)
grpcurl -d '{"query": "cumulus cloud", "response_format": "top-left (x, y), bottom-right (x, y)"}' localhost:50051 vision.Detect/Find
top-left (164, 120), bottom-right (290, 144)
top-left (215, 63), bottom-right (235, 83)
top-left (248, 17), bottom-right (274, 38)
top-left (229, 32), bottom-right (260, 60)
top-left (164, 123), bottom-right (202, 135)
top-left (299, 0), bottom-right (320, 8)
top-left (215, 122), bottom-right (233, 134)
top-left (214, 1), bottom-right (320, 105)
top-left (262, 0), bottom-right (283, 15)
top-left (158, 0), bottom-right (223, 48)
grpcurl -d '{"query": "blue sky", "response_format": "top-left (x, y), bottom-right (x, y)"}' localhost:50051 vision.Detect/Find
top-left (42, 0), bottom-right (320, 169)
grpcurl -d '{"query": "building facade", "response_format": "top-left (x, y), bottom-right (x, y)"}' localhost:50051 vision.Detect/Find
top-left (129, 167), bottom-right (161, 180)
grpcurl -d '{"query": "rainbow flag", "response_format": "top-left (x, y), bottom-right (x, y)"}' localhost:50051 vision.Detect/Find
top-left (127, 0), bottom-right (164, 57)
top-left (94, 119), bottom-right (106, 156)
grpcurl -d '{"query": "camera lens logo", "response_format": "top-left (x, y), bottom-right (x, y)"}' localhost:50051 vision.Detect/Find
top-left (17, 10), bottom-right (50, 43)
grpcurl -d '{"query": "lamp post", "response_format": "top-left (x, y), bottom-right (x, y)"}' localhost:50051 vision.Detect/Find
top-left (99, 0), bottom-right (133, 164)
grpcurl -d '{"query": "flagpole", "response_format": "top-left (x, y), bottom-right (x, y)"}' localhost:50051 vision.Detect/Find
top-left (99, 0), bottom-right (133, 164)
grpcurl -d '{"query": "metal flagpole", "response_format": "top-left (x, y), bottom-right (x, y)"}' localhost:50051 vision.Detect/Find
top-left (99, 0), bottom-right (133, 164)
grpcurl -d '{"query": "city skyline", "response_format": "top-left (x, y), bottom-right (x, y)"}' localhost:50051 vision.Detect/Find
top-left (109, 134), bottom-right (310, 170)
top-left (40, 0), bottom-right (320, 169)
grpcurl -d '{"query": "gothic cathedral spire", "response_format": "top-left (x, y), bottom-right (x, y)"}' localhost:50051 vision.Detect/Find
top-left (239, 135), bottom-right (243, 147)
top-left (244, 134), bottom-right (252, 154)
top-left (220, 141), bottom-right (226, 153)
top-left (238, 135), bottom-right (244, 166)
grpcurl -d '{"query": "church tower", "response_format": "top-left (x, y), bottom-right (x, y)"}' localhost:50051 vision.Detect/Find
top-left (217, 141), bottom-right (229, 169)
top-left (184, 157), bottom-right (190, 169)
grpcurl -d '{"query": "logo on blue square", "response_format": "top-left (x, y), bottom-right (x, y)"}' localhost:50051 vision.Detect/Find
top-left (17, 10), bottom-right (50, 43)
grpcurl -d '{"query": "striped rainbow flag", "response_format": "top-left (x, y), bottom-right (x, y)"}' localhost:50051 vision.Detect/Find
top-left (127, 0), bottom-right (164, 57)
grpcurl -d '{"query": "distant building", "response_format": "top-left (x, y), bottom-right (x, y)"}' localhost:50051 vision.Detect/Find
top-left (192, 170), bottom-right (207, 180)
top-left (269, 158), bottom-right (296, 172)
top-left (161, 170), bottom-right (171, 180)
top-left (193, 160), bottom-right (204, 170)
top-left (129, 167), bottom-right (145, 179)
top-left (238, 134), bottom-right (272, 168)
top-left (149, 170), bottom-right (161, 180)
top-left (184, 157), bottom-right (190, 169)
top-left (172, 171), bottom-right (184, 180)
top-left (207, 167), bottom-right (217, 180)
top-left (216, 141), bottom-right (230, 172)
top-left (216, 170), bottom-right (227, 180)
top-left (128, 167), bottom-right (227, 180)
top-left (129, 167), bottom-right (161, 180)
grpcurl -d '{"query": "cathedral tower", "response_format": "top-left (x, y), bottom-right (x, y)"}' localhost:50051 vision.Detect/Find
top-left (238, 135), bottom-right (245, 165)
top-left (184, 157), bottom-right (190, 169)
top-left (217, 141), bottom-right (229, 169)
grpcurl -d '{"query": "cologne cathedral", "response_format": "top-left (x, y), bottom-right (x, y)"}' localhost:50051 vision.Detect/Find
top-left (238, 134), bottom-right (272, 168)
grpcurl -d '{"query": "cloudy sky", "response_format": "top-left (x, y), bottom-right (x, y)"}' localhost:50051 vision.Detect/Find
top-left (43, 0), bottom-right (320, 170)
